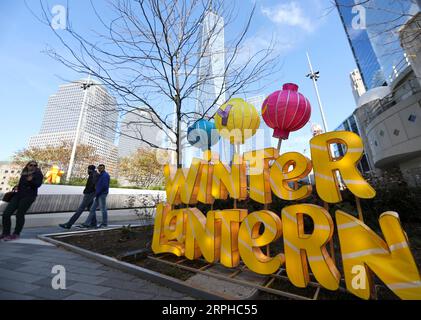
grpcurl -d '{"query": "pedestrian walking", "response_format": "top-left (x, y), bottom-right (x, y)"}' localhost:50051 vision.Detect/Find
top-left (82, 164), bottom-right (110, 228)
top-left (59, 165), bottom-right (98, 229)
top-left (1, 161), bottom-right (43, 241)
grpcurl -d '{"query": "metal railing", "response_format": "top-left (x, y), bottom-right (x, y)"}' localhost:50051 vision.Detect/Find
top-left (360, 78), bottom-right (421, 127)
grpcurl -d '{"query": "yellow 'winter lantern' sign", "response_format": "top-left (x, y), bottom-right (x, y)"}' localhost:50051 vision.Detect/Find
top-left (152, 131), bottom-right (421, 300)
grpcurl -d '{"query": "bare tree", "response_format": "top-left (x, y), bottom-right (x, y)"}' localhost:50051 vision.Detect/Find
top-left (29, 0), bottom-right (281, 167)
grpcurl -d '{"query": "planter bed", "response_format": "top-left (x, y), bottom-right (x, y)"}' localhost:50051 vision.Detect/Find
top-left (38, 221), bottom-right (421, 300)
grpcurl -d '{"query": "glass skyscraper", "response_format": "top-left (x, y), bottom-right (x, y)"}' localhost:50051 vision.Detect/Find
top-left (29, 79), bottom-right (119, 177)
top-left (245, 95), bottom-right (275, 151)
top-left (118, 108), bottom-right (163, 159)
top-left (184, 10), bottom-right (227, 166)
top-left (195, 10), bottom-right (226, 118)
top-left (335, 0), bottom-right (386, 89)
top-left (362, 0), bottom-right (419, 83)
top-left (334, 114), bottom-right (371, 173)
top-left (336, 0), bottom-right (420, 88)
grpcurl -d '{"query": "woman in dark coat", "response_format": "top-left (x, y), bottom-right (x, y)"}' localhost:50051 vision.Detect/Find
top-left (1, 161), bottom-right (43, 241)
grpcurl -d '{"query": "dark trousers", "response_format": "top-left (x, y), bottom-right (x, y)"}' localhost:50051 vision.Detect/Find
top-left (2, 195), bottom-right (36, 235)
top-left (66, 193), bottom-right (96, 227)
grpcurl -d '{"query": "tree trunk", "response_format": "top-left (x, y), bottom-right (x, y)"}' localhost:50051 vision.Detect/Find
top-left (175, 97), bottom-right (183, 168)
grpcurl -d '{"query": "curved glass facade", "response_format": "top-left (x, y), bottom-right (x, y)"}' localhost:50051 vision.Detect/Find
top-left (336, 0), bottom-right (420, 88)
top-left (363, 0), bottom-right (419, 84)
top-left (335, 0), bottom-right (386, 89)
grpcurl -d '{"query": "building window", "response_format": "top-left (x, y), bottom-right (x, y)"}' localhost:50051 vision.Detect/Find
top-left (379, 130), bottom-right (384, 137)
top-left (393, 129), bottom-right (400, 136)
top-left (374, 141), bottom-right (378, 147)
top-left (408, 114), bottom-right (417, 122)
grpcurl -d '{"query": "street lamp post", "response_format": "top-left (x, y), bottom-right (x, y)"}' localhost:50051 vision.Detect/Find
top-left (306, 52), bottom-right (329, 132)
top-left (65, 76), bottom-right (93, 181)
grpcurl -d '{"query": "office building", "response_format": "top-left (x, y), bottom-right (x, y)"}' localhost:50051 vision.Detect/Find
top-left (400, 11), bottom-right (421, 87)
top-left (333, 114), bottom-right (372, 174)
top-left (335, 0), bottom-right (386, 89)
top-left (29, 79), bottom-right (119, 177)
top-left (118, 108), bottom-right (164, 159)
top-left (350, 69), bottom-right (366, 103)
top-left (353, 66), bottom-right (421, 187)
top-left (195, 10), bottom-right (226, 118)
top-left (0, 162), bottom-right (20, 193)
top-left (184, 10), bottom-right (227, 166)
top-left (336, 0), bottom-right (419, 88)
top-left (335, 2), bottom-right (421, 186)
top-left (245, 95), bottom-right (275, 151)
top-left (361, 0), bottom-right (418, 83)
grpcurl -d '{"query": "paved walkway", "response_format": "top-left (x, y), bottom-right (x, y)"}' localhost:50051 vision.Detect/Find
top-left (0, 223), bottom-right (194, 300)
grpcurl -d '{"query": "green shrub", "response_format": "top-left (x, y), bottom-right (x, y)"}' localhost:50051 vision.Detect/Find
top-left (361, 186), bottom-right (421, 223)
top-left (110, 178), bottom-right (120, 188)
top-left (62, 178), bottom-right (86, 186)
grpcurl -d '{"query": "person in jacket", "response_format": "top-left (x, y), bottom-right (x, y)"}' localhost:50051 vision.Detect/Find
top-left (59, 165), bottom-right (98, 229)
top-left (1, 161), bottom-right (43, 241)
top-left (81, 164), bottom-right (110, 228)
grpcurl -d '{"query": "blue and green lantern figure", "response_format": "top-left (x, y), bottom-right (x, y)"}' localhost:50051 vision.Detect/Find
top-left (187, 119), bottom-right (220, 151)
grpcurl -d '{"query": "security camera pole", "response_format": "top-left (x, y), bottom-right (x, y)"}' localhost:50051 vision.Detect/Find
top-left (306, 52), bottom-right (329, 132)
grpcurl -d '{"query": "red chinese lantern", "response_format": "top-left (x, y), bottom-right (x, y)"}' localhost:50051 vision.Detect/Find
top-left (262, 83), bottom-right (311, 140)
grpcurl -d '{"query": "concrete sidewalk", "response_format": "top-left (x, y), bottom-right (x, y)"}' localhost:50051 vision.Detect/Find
top-left (0, 223), bottom-right (194, 300)
top-left (0, 208), bottom-right (154, 228)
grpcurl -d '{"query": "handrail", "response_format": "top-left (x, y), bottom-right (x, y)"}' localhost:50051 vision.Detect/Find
top-left (360, 78), bottom-right (421, 127)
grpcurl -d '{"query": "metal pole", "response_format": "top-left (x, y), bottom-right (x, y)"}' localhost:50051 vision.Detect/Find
top-left (171, 103), bottom-right (178, 166)
top-left (306, 52), bottom-right (329, 132)
top-left (66, 76), bottom-right (91, 181)
top-left (276, 139), bottom-right (282, 152)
